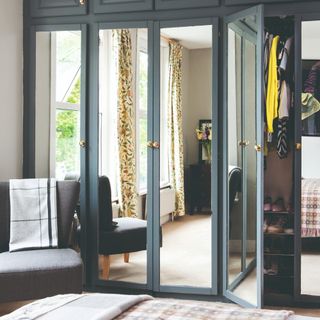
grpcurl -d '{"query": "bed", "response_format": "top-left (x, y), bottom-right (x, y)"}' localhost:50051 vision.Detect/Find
top-left (0, 293), bottom-right (316, 320)
top-left (301, 178), bottom-right (320, 237)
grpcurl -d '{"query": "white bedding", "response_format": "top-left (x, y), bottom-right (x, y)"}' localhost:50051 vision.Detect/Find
top-left (0, 294), bottom-right (152, 320)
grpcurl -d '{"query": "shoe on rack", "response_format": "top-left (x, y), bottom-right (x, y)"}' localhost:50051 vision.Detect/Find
top-left (264, 197), bottom-right (272, 211)
top-left (268, 217), bottom-right (285, 233)
top-left (271, 198), bottom-right (285, 212)
top-left (267, 262), bottom-right (278, 276)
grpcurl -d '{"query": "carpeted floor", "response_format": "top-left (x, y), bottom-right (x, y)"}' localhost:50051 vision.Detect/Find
top-left (99, 213), bottom-right (212, 287)
top-left (100, 214), bottom-right (256, 291)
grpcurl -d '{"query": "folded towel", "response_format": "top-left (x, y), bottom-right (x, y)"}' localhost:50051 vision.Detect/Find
top-left (9, 178), bottom-right (58, 252)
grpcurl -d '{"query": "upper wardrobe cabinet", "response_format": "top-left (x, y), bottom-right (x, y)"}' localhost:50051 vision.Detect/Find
top-left (225, 0), bottom-right (302, 5)
top-left (155, 0), bottom-right (219, 10)
top-left (93, 0), bottom-right (153, 13)
top-left (30, 0), bottom-right (87, 18)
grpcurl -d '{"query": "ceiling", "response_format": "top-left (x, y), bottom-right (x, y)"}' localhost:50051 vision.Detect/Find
top-left (161, 25), bottom-right (212, 50)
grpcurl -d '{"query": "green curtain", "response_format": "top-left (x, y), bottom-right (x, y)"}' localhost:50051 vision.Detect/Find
top-left (168, 40), bottom-right (185, 217)
top-left (115, 29), bottom-right (137, 217)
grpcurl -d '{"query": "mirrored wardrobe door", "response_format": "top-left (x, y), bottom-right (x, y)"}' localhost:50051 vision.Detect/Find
top-left (299, 19), bottom-right (320, 298)
top-left (35, 29), bottom-right (83, 180)
top-left (97, 27), bottom-right (149, 285)
top-left (158, 23), bottom-right (213, 290)
top-left (224, 5), bottom-right (264, 308)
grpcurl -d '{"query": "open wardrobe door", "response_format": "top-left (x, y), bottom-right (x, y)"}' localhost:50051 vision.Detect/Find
top-left (223, 5), bottom-right (264, 308)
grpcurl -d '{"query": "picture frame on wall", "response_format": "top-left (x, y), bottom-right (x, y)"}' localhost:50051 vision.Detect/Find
top-left (197, 119), bottom-right (212, 163)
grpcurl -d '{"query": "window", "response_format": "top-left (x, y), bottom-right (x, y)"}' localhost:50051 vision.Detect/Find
top-left (136, 32), bottom-right (148, 192)
top-left (50, 31), bottom-right (81, 180)
top-left (160, 41), bottom-right (170, 187)
top-left (99, 29), bottom-right (171, 197)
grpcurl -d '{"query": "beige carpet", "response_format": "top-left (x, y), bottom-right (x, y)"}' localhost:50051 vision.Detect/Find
top-left (99, 214), bottom-right (256, 293)
top-left (99, 214), bottom-right (212, 287)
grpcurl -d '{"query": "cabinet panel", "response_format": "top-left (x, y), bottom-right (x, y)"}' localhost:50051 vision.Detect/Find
top-left (30, 0), bottom-right (87, 17)
top-left (94, 0), bottom-right (153, 13)
top-left (155, 0), bottom-right (219, 10)
top-left (225, 0), bottom-right (302, 6)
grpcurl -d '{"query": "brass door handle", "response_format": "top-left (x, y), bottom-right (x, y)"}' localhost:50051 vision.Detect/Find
top-left (147, 141), bottom-right (160, 149)
top-left (152, 141), bottom-right (160, 149)
top-left (79, 140), bottom-right (87, 148)
top-left (238, 140), bottom-right (250, 147)
top-left (255, 144), bottom-right (262, 152)
top-left (296, 143), bottom-right (302, 150)
top-left (79, 0), bottom-right (86, 5)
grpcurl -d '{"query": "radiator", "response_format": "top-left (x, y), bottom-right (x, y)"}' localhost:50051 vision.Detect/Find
top-left (160, 187), bottom-right (176, 217)
top-left (144, 187), bottom-right (176, 225)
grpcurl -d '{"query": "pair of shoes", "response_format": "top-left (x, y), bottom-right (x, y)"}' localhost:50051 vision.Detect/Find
top-left (271, 198), bottom-right (285, 212)
top-left (267, 217), bottom-right (286, 234)
top-left (264, 197), bottom-right (286, 212)
top-left (264, 263), bottom-right (278, 275)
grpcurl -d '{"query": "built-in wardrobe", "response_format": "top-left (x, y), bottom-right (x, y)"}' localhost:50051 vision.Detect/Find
top-left (23, 0), bottom-right (320, 309)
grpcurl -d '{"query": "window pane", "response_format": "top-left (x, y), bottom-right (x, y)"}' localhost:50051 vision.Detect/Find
top-left (138, 50), bottom-right (148, 191)
top-left (56, 31), bottom-right (81, 104)
top-left (55, 109), bottom-right (80, 180)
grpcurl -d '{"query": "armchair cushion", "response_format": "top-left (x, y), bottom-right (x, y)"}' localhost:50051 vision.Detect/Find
top-left (99, 217), bottom-right (147, 255)
top-left (0, 249), bottom-right (82, 302)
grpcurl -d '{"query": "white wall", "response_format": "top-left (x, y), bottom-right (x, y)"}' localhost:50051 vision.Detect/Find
top-left (302, 136), bottom-right (320, 179)
top-left (182, 48), bottom-right (212, 166)
top-left (0, 0), bottom-right (23, 180)
top-left (35, 32), bottom-right (51, 178)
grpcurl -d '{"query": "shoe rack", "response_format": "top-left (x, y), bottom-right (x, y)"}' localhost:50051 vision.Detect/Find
top-left (264, 209), bottom-right (294, 297)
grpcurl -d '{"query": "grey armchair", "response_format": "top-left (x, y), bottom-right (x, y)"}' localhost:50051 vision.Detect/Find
top-left (0, 180), bottom-right (83, 303)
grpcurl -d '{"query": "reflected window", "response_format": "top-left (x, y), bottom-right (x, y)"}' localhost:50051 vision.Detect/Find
top-left (35, 30), bottom-right (81, 179)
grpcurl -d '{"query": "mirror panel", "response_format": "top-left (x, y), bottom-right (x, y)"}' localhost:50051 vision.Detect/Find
top-left (35, 30), bottom-right (82, 179)
top-left (98, 28), bottom-right (148, 284)
top-left (159, 25), bottom-right (212, 288)
top-left (226, 14), bottom-right (258, 306)
top-left (300, 20), bottom-right (320, 296)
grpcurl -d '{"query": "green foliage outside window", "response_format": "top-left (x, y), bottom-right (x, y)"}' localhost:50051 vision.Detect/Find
top-left (56, 77), bottom-right (80, 178)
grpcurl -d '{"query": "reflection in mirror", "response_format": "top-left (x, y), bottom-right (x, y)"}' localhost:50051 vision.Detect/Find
top-left (301, 20), bottom-right (320, 296)
top-left (227, 17), bottom-right (257, 306)
top-left (98, 28), bottom-right (148, 284)
top-left (35, 31), bottom-right (81, 179)
top-left (159, 25), bottom-right (212, 288)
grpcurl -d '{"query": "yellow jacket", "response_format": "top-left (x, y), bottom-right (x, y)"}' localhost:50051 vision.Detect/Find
top-left (266, 36), bottom-right (280, 133)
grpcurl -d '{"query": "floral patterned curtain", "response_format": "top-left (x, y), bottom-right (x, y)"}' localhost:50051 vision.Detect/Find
top-left (115, 29), bottom-right (137, 217)
top-left (168, 40), bottom-right (185, 217)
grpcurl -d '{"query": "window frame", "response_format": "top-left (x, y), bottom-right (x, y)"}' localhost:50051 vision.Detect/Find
top-left (49, 31), bottom-right (81, 179)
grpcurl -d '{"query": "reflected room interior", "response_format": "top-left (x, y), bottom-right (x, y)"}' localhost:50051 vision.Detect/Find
top-left (98, 28), bottom-right (148, 284)
top-left (97, 25), bottom-right (214, 287)
top-left (227, 17), bottom-right (258, 306)
top-left (159, 25), bottom-right (212, 288)
top-left (35, 30), bottom-right (82, 180)
top-left (300, 20), bottom-right (320, 297)
top-left (34, 30), bottom-right (82, 253)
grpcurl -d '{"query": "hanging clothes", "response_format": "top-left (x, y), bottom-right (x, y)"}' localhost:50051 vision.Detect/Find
top-left (304, 62), bottom-right (320, 98)
top-left (303, 62), bottom-right (320, 135)
top-left (266, 35), bottom-right (280, 134)
top-left (279, 37), bottom-right (293, 73)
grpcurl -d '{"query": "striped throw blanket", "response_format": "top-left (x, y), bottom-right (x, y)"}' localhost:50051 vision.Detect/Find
top-left (9, 178), bottom-right (58, 252)
top-left (301, 178), bottom-right (320, 237)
